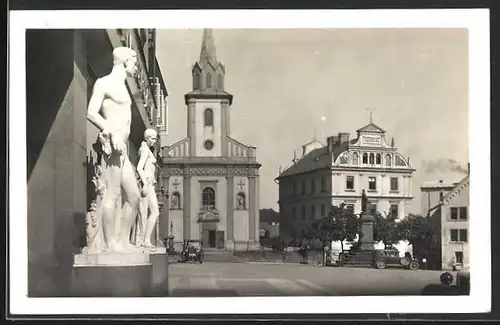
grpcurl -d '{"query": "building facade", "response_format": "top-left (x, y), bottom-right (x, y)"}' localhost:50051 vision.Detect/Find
top-left (421, 174), bottom-right (470, 270)
top-left (161, 29), bottom-right (261, 252)
top-left (26, 29), bottom-right (168, 296)
top-left (276, 121), bottom-right (415, 242)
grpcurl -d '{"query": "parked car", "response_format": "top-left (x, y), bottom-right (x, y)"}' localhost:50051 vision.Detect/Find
top-left (373, 248), bottom-right (420, 270)
top-left (181, 240), bottom-right (204, 263)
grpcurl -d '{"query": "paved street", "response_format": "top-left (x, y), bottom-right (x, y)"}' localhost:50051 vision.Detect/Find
top-left (169, 262), bottom-right (451, 297)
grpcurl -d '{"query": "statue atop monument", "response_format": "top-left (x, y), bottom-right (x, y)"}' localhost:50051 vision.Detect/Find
top-left (84, 46), bottom-right (142, 253)
top-left (361, 189), bottom-right (369, 213)
top-left (133, 128), bottom-right (160, 250)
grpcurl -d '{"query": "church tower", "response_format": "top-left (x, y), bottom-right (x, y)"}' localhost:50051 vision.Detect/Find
top-left (185, 28), bottom-right (233, 157)
top-left (162, 29), bottom-right (261, 252)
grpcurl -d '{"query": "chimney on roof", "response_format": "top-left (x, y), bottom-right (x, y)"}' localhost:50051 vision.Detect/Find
top-left (327, 136), bottom-right (338, 153)
top-left (338, 132), bottom-right (350, 144)
top-left (439, 180), bottom-right (444, 202)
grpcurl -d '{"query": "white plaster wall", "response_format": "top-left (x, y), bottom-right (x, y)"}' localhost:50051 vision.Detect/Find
top-left (194, 99), bottom-right (223, 157)
top-left (234, 210), bottom-right (249, 242)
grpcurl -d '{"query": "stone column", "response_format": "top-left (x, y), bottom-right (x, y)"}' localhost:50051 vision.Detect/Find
top-left (221, 100), bottom-right (230, 156)
top-left (183, 167), bottom-right (191, 240)
top-left (226, 167), bottom-right (235, 250)
top-left (187, 100), bottom-right (196, 156)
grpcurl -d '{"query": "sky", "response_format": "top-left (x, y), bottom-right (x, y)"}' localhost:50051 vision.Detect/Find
top-left (155, 28), bottom-right (469, 215)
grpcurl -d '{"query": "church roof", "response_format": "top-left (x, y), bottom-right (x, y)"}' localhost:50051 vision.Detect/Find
top-left (356, 122), bottom-right (386, 133)
top-left (199, 28), bottom-right (218, 66)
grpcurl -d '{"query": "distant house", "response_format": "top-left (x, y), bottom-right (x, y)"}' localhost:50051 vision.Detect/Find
top-left (421, 167), bottom-right (470, 270)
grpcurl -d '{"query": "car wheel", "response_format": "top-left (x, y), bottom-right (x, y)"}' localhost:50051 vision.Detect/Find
top-left (375, 259), bottom-right (386, 269)
top-left (409, 260), bottom-right (420, 271)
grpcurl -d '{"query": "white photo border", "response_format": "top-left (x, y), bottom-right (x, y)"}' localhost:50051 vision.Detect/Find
top-left (9, 9), bottom-right (491, 315)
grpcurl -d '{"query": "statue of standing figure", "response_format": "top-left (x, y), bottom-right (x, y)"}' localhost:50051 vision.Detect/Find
top-left (133, 129), bottom-right (160, 249)
top-left (84, 46), bottom-right (142, 253)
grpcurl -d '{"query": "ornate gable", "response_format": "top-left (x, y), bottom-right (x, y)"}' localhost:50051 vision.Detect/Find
top-left (356, 122), bottom-right (386, 134)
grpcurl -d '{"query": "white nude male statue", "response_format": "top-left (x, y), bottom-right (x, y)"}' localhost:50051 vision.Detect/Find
top-left (86, 46), bottom-right (141, 252)
top-left (135, 128), bottom-right (160, 249)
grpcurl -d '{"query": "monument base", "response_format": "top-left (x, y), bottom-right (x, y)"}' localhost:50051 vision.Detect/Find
top-left (149, 247), bottom-right (169, 296)
top-left (71, 252), bottom-right (153, 297)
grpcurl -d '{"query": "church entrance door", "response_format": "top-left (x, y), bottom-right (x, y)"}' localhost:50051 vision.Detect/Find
top-left (208, 230), bottom-right (216, 248)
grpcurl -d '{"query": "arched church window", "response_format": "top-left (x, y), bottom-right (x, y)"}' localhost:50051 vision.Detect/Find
top-left (206, 72), bottom-right (212, 88)
top-left (202, 187), bottom-right (216, 209)
top-left (369, 153), bottom-right (375, 164)
top-left (204, 108), bottom-right (213, 127)
top-left (236, 192), bottom-right (246, 210)
top-left (376, 153), bottom-right (382, 165)
top-left (385, 154), bottom-right (392, 166)
top-left (217, 74), bottom-right (224, 89)
top-left (170, 192), bottom-right (181, 209)
top-left (362, 153), bottom-right (368, 164)
top-left (352, 152), bottom-right (359, 165)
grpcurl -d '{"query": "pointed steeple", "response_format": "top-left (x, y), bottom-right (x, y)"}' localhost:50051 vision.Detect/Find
top-left (199, 28), bottom-right (218, 66)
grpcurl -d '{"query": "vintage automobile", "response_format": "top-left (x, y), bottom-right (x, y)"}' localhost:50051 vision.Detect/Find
top-left (181, 240), bottom-right (204, 263)
top-left (373, 248), bottom-right (420, 270)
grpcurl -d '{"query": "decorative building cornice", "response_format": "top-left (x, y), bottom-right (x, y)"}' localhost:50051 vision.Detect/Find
top-left (163, 165), bottom-right (259, 177)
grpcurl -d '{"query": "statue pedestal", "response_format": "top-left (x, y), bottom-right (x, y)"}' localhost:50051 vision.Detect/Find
top-left (71, 251), bottom-right (157, 297)
top-left (360, 213), bottom-right (375, 251)
top-left (148, 247), bottom-right (169, 296)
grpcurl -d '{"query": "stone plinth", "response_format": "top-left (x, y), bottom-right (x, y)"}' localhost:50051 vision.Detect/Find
top-left (360, 213), bottom-right (375, 251)
top-left (71, 252), bottom-right (153, 297)
top-left (149, 247), bottom-right (169, 296)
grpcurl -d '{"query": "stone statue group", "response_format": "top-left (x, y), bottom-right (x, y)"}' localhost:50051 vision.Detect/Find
top-left (83, 46), bottom-right (160, 254)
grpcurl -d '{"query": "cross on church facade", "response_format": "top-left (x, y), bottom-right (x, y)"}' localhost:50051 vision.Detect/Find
top-left (237, 179), bottom-right (246, 191)
top-left (172, 178), bottom-right (181, 190)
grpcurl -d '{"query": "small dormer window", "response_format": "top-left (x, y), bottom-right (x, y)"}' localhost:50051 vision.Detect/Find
top-left (369, 153), bottom-right (375, 164)
top-left (376, 153), bottom-right (382, 165)
top-left (385, 154), bottom-right (392, 166)
top-left (362, 153), bottom-right (368, 164)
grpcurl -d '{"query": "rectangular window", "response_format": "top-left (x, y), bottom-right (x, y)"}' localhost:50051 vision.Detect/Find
top-left (390, 204), bottom-right (399, 218)
top-left (390, 177), bottom-right (399, 191)
top-left (450, 207), bottom-right (458, 220)
top-left (346, 176), bottom-right (355, 191)
top-left (292, 183), bottom-right (297, 196)
top-left (450, 229), bottom-right (468, 242)
top-left (459, 229), bottom-right (468, 242)
top-left (450, 229), bottom-right (458, 242)
top-left (459, 207), bottom-right (468, 220)
top-left (321, 178), bottom-right (327, 192)
top-left (368, 176), bottom-right (377, 191)
top-left (310, 206), bottom-right (315, 219)
top-left (455, 251), bottom-right (464, 264)
top-left (321, 204), bottom-right (326, 216)
top-left (291, 207), bottom-right (297, 221)
top-left (301, 180), bottom-right (306, 195)
top-left (301, 206), bottom-right (306, 220)
top-left (311, 179), bottom-right (316, 194)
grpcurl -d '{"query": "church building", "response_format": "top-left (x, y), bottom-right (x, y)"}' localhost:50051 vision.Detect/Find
top-left (161, 29), bottom-right (261, 251)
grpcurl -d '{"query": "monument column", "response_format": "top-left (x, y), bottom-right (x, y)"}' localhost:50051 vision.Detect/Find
top-left (183, 166), bottom-right (191, 240)
top-left (226, 166), bottom-right (235, 250)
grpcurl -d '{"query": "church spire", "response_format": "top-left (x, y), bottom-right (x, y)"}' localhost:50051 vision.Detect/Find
top-left (199, 28), bottom-right (218, 66)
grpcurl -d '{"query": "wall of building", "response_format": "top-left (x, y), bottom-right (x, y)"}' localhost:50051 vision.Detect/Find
top-left (441, 184), bottom-right (469, 270)
top-left (193, 99), bottom-right (223, 157)
top-left (27, 30), bottom-right (88, 297)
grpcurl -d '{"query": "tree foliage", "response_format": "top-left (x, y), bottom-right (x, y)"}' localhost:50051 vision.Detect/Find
top-left (373, 212), bottom-right (403, 247)
top-left (313, 204), bottom-right (361, 252)
top-left (396, 214), bottom-right (439, 260)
